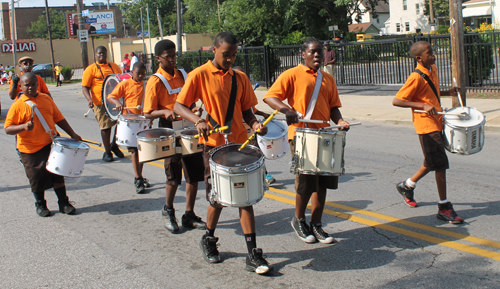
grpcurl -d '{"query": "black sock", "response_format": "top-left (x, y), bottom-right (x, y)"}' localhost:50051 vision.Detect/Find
top-left (245, 233), bottom-right (257, 255)
top-left (206, 228), bottom-right (215, 237)
top-left (54, 186), bottom-right (67, 201)
top-left (32, 191), bottom-right (45, 202)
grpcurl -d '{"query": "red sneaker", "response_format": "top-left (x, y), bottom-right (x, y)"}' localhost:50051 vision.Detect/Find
top-left (396, 182), bottom-right (418, 207)
top-left (437, 202), bottom-right (464, 224)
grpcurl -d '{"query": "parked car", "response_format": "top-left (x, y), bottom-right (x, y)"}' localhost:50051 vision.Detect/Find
top-left (32, 63), bottom-right (53, 77)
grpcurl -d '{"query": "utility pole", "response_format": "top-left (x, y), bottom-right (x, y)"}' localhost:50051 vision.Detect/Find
top-left (147, 3), bottom-right (152, 54)
top-left (10, 0), bottom-right (17, 74)
top-left (77, 0), bottom-right (89, 68)
top-left (107, 0), bottom-right (114, 62)
top-left (449, 0), bottom-right (466, 107)
top-left (45, 0), bottom-right (55, 80)
top-left (176, 0), bottom-right (182, 54)
top-left (156, 6), bottom-right (163, 39)
top-left (140, 7), bottom-right (146, 57)
top-left (429, 0), bottom-right (435, 24)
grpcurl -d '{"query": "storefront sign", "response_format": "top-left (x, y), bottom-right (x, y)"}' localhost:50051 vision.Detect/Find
top-left (2, 42), bottom-right (37, 53)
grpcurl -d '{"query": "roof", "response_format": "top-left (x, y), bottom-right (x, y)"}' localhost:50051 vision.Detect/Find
top-left (360, 0), bottom-right (389, 13)
top-left (349, 23), bottom-right (375, 33)
top-left (463, 0), bottom-right (492, 5)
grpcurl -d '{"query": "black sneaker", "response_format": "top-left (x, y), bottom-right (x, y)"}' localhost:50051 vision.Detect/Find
top-left (310, 222), bottom-right (335, 244)
top-left (161, 207), bottom-right (179, 233)
top-left (35, 200), bottom-right (51, 217)
top-left (396, 181), bottom-right (418, 207)
top-left (181, 212), bottom-right (207, 229)
top-left (246, 248), bottom-right (273, 274)
top-left (291, 216), bottom-right (316, 243)
top-left (134, 177), bottom-right (146, 194)
top-left (111, 145), bottom-right (125, 158)
top-left (437, 202), bottom-right (464, 224)
top-left (102, 152), bottom-right (114, 162)
top-left (143, 178), bottom-right (151, 188)
top-left (58, 197), bottom-right (76, 215)
top-left (200, 235), bottom-right (221, 263)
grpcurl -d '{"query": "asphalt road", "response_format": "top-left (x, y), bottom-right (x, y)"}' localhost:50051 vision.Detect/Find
top-left (1, 83), bottom-right (500, 288)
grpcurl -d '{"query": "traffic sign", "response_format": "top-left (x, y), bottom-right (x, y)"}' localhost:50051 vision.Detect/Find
top-left (78, 29), bottom-right (89, 42)
top-left (82, 9), bottom-right (90, 17)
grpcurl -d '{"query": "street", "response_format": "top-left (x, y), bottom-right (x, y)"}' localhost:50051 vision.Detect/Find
top-left (1, 83), bottom-right (500, 288)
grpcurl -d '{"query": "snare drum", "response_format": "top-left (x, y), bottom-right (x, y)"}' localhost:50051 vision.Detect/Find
top-left (257, 120), bottom-right (289, 159)
top-left (137, 128), bottom-right (176, 163)
top-left (46, 137), bottom-right (90, 178)
top-left (180, 129), bottom-right (203, 155)
top-left (209, 144), bottom-right (267, 207)
top-left (116, 114), bottom-right (150, 148)
top-left (102, 73), bottom-right (132, 121)
top-left (293, 128), bottom-right (346, 176)
top-left (442, 106), bottom-right (485, 155)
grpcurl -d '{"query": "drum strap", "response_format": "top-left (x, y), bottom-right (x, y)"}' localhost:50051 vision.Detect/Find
top-left (24, 100), bottom-right (54, 138)
top-left (304, 71), bottom-right (323, 120)
top-left (95, 62), bottom-right (116, 80)
top-left (207, 73), bottom-right (237, 133)
top-left (152, 69), bottom-right (187, 95)
top-left (414, 69), bottom-right (440, 105)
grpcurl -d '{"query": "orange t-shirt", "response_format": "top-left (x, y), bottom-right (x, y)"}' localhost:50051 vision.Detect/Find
top-left (10, 74), bottom-right (50, 100)
top-left (81, 62), bottom-right (122, 105)
top-left (107, 78), bottom-right (144, 115)
top-left (395, 63), bottom-right (443, 134)
top-left (4, 93), bottom-right (65, 153)
top-left (143, 66), bottom-right (185, 116)
top-left (264, 64), bottom-right (342, 140)
top-left (176, 61), bottom-right (258, 147)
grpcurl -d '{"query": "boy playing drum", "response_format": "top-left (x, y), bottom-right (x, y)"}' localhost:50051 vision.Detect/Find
top-left (4, 73), bottom-right (82, 217)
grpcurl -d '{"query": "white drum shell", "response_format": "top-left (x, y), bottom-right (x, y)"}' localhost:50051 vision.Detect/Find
top-left (294, 129), bottom-right (346, 176)
top-left (46, 138), bottom-right (90, 178)
top-left (209, 144), bottom-right (267, 207)
top-left (257, 120), bottom-right (289, 159)
top-left (116, 115), bottom-right (150, 148)
top-left (137, 129), bottom-right (176, 163)
top-left (443, 107), bottom-right (485, 155)
top-left (180, 129), bottom-right (203, 155)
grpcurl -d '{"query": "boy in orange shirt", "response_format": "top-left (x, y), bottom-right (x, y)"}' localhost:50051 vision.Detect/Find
top-left (143, 40), bottom-right (206, 233)
top-left (82, 46), bottom-right (124, 162)
top-left (264, 38), bottom-right (350, 244)
top-left (4, 73), bottom-right (82, 217)
top-left (108, 62), bottom-right (150, 194)
top-left (174, 32), bottom-right (272, 275)
top-left (392, 41), bottom-right (463, 224)
top-left (9, 56), bottom-right (51, 101)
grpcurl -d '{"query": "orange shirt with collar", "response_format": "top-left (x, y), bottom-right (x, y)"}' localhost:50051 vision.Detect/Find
top-left (264, 64), bottom-right (342, 140)
top-left (107, 78), bottom-right (144, 115)
top-left (143, 66), bottom-right (185, 116)
top-left (395, 63), bottom-right (443, 134)
top-left (10, 74), bottom-right (50, 99)
top-left (4, 93), bottom-right (65, 153)
top-left (176, 61), bottom-right (258, 147)
top-left (82, 62), bottom-right (122, 105)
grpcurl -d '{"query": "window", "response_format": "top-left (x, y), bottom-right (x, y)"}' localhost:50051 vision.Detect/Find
top-left (377, 18), bottom-right (380, 23)
top-left (403, 0), bottom-right (408, 10)
top-left (416, 3), bottom-right (420, 14)
top-left (396, 23), bottom-right (401, 32)
top-left (405, 22), bottom-right (410, 31)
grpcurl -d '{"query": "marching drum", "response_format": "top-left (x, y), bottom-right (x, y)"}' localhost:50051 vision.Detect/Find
top-left (209, 144), bottom-right (267, 207)
top-left (257, 120), bottom-right (289, 159)
top-left (180, 129), bottom-right (203, 155)
top-left (102, 73), bottom-right (132, 121)
top-left (293, 128), bottom-right (346, 176)
top-left (136, 128), bottom-right (176, 163)
top-left (442, 106), bottom-right (485, 155)
top-left (116, 114), bottom-right (150, 148)
top-left (46, 137), bottom-right (90, 178)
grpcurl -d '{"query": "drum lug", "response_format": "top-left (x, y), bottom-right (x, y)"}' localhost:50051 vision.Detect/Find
top-left (55, 166), bottom-right (59, 171)
top-left (74, 171), bottom-right (82, 176)
top-left (323, 139), bottom-right (330, 146)
top-left (137, 144), bottom-right (141, 151)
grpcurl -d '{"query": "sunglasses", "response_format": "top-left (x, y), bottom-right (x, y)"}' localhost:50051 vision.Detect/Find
top-left (158, 54), bottom-right (176, 61)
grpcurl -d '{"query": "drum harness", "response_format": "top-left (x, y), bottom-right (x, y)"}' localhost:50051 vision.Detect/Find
top-left (24, 99), bottom-right (57, 139)
top-left (152, 69), bottom-right (188, 129)
top-left (414, 69), bottom-right (440, 105)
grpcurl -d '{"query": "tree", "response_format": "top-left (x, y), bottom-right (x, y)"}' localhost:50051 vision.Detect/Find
top-left (27, 9), bottom-right (67, 39)
top-left (118, 0), bottom-right (177, 37)
top-left (424, 0), bottom-right (450, 22)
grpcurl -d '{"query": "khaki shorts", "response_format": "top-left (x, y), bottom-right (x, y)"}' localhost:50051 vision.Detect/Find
top-left (93, 104), bottom-right (116, 130)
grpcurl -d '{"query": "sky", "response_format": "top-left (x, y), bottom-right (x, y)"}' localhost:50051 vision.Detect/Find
top-left (14, 0), bottom-right (120, 8)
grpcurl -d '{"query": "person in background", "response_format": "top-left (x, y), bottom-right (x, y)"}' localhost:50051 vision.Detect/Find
top-left (130, 52), bottom-right (139, 69)
top-left (54, 62), bottom-right (63, 87)
top-left (121, 53), bottom-right (131, 73)
top-left (323, 41), bottom-right (336, 77)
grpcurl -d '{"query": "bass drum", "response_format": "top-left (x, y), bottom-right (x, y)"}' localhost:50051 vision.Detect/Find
top-left (102, 73), bottom-right (132, 121)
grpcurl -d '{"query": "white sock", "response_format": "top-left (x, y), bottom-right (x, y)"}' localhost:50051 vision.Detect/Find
top-left (438, 199), bottom-right (449, 204)
top-left (405, 178), bottom-right (416, 188)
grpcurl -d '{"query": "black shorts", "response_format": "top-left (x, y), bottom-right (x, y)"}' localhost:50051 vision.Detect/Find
top-left (20, 144), bottom-right (65, 192)
top-left (419, 131), bottom-right (449, 171)
top-left (164, 153), bottom-right (205, 185)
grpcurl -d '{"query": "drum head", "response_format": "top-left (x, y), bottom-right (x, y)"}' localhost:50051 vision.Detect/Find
top-left (102, 74), bottom-right (125, 121)
top-left (212, 145), bottom-right (262, 167)
top-left (137, 128), bottom-right (175, 140)
top-left (261, 120), bottom-right (287, 139)
top-left (54, 137), bottom-right (90, 149)
top-left (119, 114), bottom-right (146, 122)
top-left (444, 107), bottom-right (485, 127)
top-left (180, 129), bottom-right (198, 138)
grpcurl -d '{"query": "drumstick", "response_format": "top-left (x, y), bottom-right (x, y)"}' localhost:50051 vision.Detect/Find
top-left (84, 108), bottom-right (92, 117)
top-left (453, 78), bottom-right (465, 108)
top-left (239, 110), bottom-right (278, 151)
top-left (81, 139), bottom-right (102, 147)
top-left (112, 105), bottom-right (142, 110)
top-left (193, 126), bottom-right (229, 139)
top-left (323, 122), bottom-right (362, 129)
top-left (298, 119), bottom-right (330, 124)
top-left (414, 110), bottom-right (467, 116)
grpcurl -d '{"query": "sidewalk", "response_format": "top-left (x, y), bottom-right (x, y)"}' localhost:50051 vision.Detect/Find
top-left (254, 86), bottom-right (500, 132)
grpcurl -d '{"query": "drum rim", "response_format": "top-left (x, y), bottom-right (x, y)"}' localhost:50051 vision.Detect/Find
top-left (257, 120), bottom-right (288, 140)
top-left (443, 106), bottom-right (485, 128)
top-left (180, 129), bottom-right (199, 139)
top-left (136, 128), bottom-right (176, 141)
top-left (53, 137), bottom-right (90, 150)
top-left (209, 144), bottom-right (265, 173)
top-left (295, 127), bottom-right (343, 134)
top-left (102, 74), bottom-right (124, 121)
top-left (118, 114), bottom-right (149, 123)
